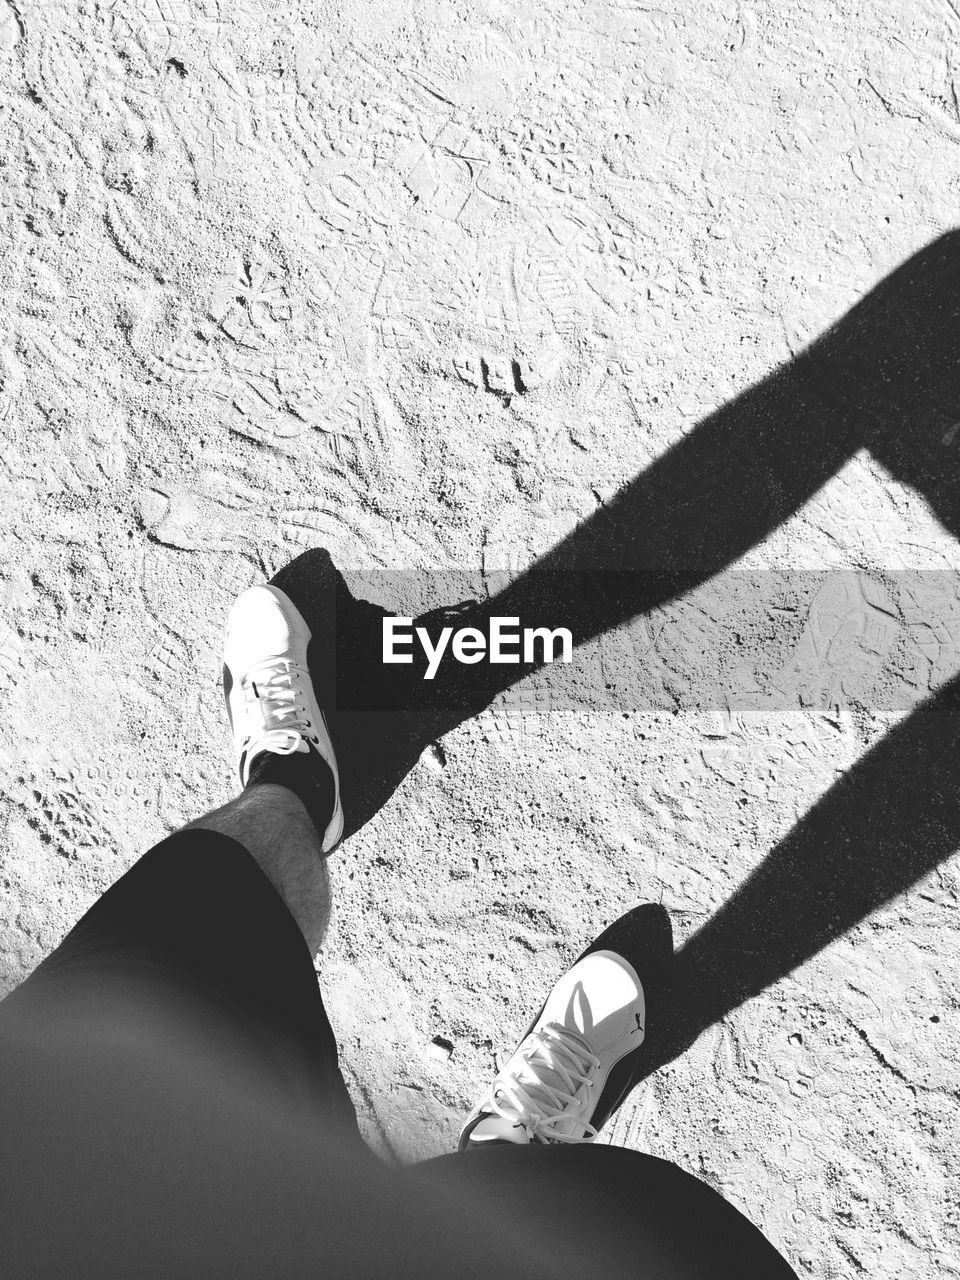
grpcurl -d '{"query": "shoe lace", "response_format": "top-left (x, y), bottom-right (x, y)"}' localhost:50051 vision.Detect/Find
top-left (485, 1022), bottom-right (602, 1145)
top-left (241, 656), bottom-right (314, 756)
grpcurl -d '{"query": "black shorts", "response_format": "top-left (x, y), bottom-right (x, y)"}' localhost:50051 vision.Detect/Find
top-left (0, 830), bottom-right (797, 1279)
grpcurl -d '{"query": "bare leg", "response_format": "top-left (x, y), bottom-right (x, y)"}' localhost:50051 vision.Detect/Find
top-left (183, 783), bottom-right (331, 956)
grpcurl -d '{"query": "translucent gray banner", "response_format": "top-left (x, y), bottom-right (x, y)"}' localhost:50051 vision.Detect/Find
top-left (320, 568), bottom-right (960, 715)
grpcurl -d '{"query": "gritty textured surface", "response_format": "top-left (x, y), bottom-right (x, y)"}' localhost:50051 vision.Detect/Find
top-left (2, 2), bottom-right (960, 1275)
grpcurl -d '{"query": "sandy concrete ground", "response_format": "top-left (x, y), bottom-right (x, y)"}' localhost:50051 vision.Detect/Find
top-left (2, 0), bottom-right (960, 1274)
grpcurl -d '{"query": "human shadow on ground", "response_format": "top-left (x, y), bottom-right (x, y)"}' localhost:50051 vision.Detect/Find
top-left (274, 229), bottom-right (960, 1084)
top-left (645, 669), bottom-right (960, 1071)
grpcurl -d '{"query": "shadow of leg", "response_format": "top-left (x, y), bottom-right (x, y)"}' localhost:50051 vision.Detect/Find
top-left (638, 672), bottom-right (960, 1078)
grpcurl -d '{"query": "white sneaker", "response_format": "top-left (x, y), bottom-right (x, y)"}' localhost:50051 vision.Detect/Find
top-left (223, 584), bottom-right (344, 853)
top-left (459, 949), bottom-right (646, 1148)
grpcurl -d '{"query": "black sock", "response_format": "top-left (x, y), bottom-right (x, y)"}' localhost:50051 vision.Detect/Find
top-left (245, 750), bottom-right (336, 844)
